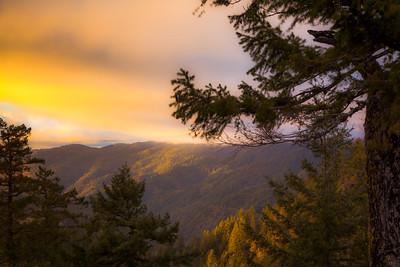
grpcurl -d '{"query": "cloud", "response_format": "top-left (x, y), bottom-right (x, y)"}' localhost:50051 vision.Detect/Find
top-left (0, 0), bottom-right (251, 81)
top-left (0, 0), bottom-right (364, 148)
top-left (0, 50), bottom-right (202, 148)
top-left (0, 102), bottom-right (138, 147)
top-left (0, 102), bottom-right (201, 148)
top-left (0, 0), bottom-right (255, 147)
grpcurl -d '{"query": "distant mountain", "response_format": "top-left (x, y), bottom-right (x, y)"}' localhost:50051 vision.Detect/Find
top-left (34, 142), bottom-right (313, 239)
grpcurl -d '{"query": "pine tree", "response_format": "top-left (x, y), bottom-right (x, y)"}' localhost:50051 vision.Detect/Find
top-left (88, 163), bottom-right (179, 267)
top-left (199, 208), bottom-right (260, 267)
top-left (0, 118), bottom-right (42, 266)
top-left (0, 118), bottom-right (87, 266)
top-left (254, 134), bottom-right (368, 267)
top-left (205, 249), bottom-right (219, 267)
top-left (170, 1), bottom-right (400, 264)
top-left (225, 210), bottom-right (256, 267)
top-left (27, 166), bottom-right (85, 266)
top-left (195, 133), bottom-right (368, 267)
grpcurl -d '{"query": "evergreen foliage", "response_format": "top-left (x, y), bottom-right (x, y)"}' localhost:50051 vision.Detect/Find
top-left (196, 136), bottom-right (368, 267)
top-left (170, 1), bottom-right (400, 264)
top-left (0, 118), bottom-right (193, 266)
top-left (0, 116), bottom-right (371, 266)
top-left (87, 163), bottom-right (181, 266)
top-left (171, 0), bottom-right (399, 144)
top-left (0, 118), bottom-right (84, 266)
top-left (0, 118), bottom-right (42, 265)
top-left (27, 166), bottom-right (86, 266)
top-left (256, 136), bottom-right (368, 266)
top-left (197, 208), bottom-right (260, 267)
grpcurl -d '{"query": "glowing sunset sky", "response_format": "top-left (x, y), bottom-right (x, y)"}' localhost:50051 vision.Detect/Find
top-left (0, 0), bottom-right (365, 148)
top-left (0, 0), bottom-right (252, 148)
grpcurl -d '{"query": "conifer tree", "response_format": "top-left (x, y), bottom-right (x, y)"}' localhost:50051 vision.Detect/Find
top-left (0, 118), bottom-right (42, 266)
top-left (254, 134), bottom-right (368, 267)
top-left (0, 118), bottom-right (86, 266)
top-left (88, 164), bottom-right (179, 267)
top-left (196, 134), bottom-right (368, 267)
top-left (226, 210), bottom-right (256, 267)
top-left (170, 1), bottom-right (400, 264)
top-left (27, 166), bottom-right (85, 266)
top-left (205, 249), bottom-right (219, 267)
top-left (199, 208), bottom-right (260, 267)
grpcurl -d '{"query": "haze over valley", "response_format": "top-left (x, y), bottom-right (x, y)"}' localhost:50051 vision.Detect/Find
top-left (35, 142), bottom-right (313, 238)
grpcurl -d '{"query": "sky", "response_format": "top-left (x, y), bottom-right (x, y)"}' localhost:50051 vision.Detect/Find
top-left (0, 0), bottom-right (364, 148)
top-left (0, 0), bottom-right (254, 148)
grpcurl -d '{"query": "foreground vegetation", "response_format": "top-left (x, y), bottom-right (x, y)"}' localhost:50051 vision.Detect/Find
top-left (195, 135), bottom-right (368, 266)
top-left (171, 1), bottom-right (400, 265)
top-left (0, 117), bottom-right (370, 266)
top-left (0, 118), bottom-right (190, 266)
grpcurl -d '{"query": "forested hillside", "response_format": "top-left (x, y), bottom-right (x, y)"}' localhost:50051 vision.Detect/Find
top-left (35, 142), bottom-right (313, 238)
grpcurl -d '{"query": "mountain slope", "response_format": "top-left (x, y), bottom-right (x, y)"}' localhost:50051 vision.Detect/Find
top-left (34, 142), bottom-right (313, 238)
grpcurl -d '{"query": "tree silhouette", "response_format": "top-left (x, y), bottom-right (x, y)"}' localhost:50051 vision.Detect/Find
top-left (88, 164), bottom-right (179, 266)
top-left (0, 118), bottom-right (42, 266)
top-left (171, 1), bottom-right (400, 265)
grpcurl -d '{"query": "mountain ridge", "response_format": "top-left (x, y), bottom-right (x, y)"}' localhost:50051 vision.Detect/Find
top-left (34, 142), bottom-right (314, 238)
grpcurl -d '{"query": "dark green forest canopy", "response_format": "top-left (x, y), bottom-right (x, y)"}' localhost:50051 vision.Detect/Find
top-left (171, 0), bottom-right (400, 145)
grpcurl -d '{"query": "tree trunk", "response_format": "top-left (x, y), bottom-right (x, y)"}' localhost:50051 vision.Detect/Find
top-left (365, 88), bottom-right (400, 267)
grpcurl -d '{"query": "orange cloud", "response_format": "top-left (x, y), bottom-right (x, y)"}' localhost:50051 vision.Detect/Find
top-left (0, 52), bottom-right (198, 147)
top-left (0, 0), bottom-right (251, 147)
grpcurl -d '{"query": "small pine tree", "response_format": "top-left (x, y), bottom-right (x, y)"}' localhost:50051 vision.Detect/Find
top-left (0, 118), bottom-right (42, 266)
top-left (205, 249), bottom-right (219, 267)
top-left (0, 118), bottom-right (87, 266)
top-left (225, 210), bottom-right (256, 267)
top-left (199, 208), bottom-right (260, 267)
top-left (27, 166), bottom-right (85, 266)
top-left (88, 163), bottom-right (179, 266)
top-left (255, 135), bottom-right (368, 267)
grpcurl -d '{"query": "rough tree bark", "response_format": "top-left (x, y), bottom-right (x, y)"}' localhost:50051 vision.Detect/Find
top-left (365, 88), bottom-right (400, 267)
